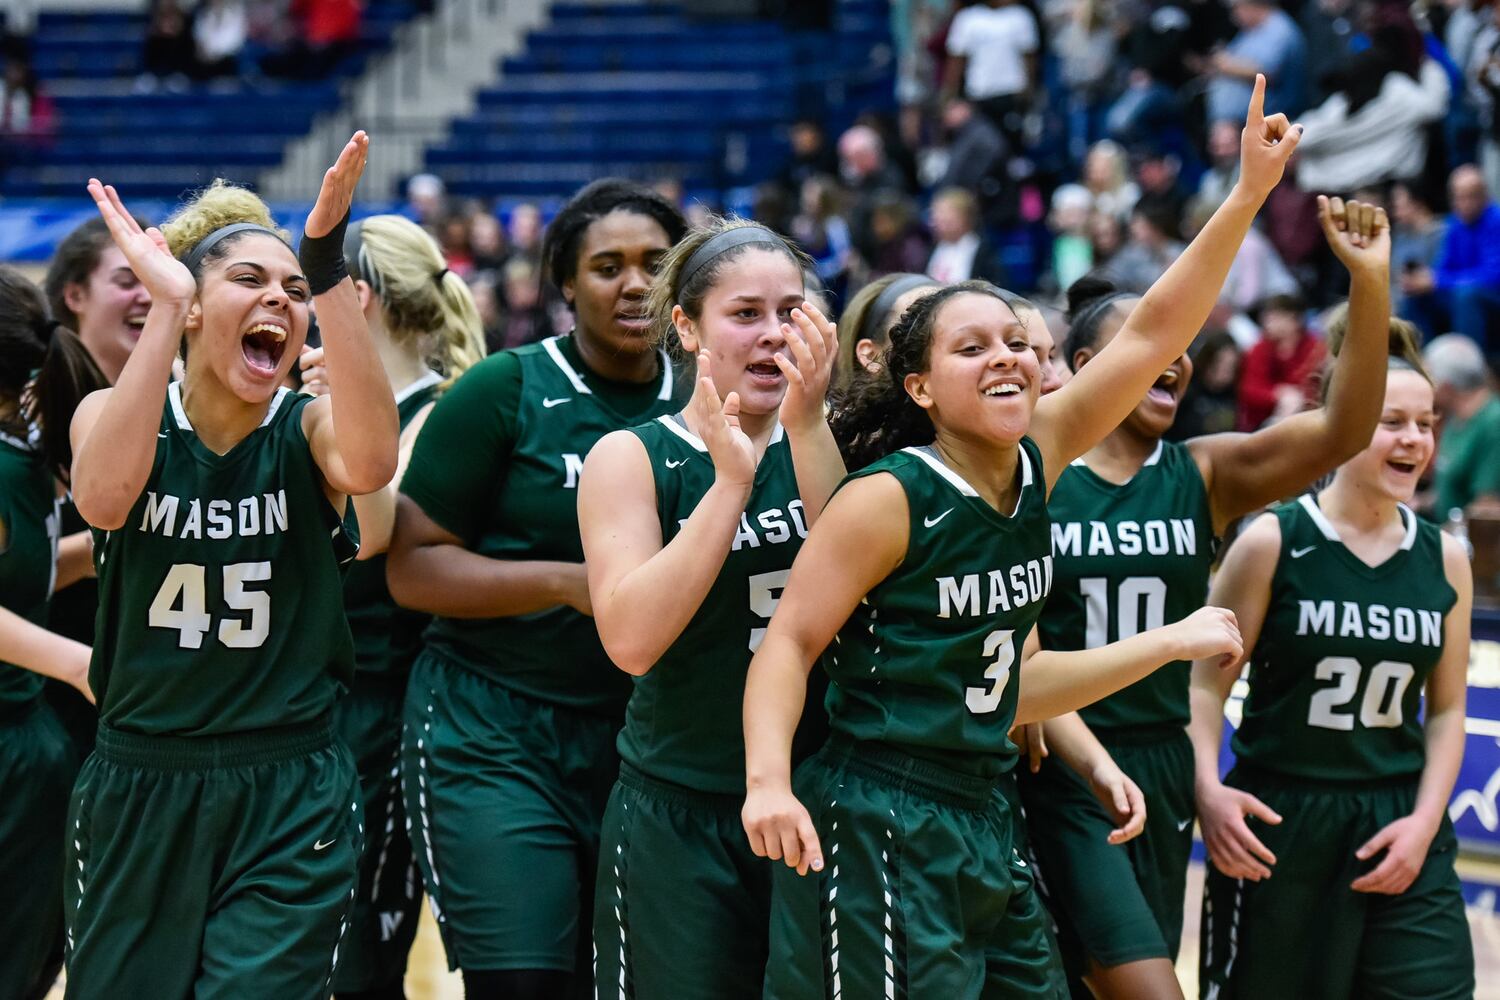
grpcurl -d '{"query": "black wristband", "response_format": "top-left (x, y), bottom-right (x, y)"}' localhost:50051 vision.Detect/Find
top-left (299, 208), bottom-right (351, 296)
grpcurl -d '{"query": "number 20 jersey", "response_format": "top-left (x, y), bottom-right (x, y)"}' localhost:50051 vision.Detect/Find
top-left (1233, 496), bottom-right (1455, 782)
top-left (90, 384), bottom-right (356, 736)
top-left (826, 441), bottom-right (1053, 779)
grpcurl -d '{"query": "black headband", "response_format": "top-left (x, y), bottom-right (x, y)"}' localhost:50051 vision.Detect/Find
top-left (1070, 291), bottom-right (1136, 343)
top-left (862, 273), bottom-right (939, 343)
top-left (345, 220), bottom-right (449, 292)
top-left (182, 222), bottom-right (286, 275)
top-left (674, 226), bottom-right (788, 299)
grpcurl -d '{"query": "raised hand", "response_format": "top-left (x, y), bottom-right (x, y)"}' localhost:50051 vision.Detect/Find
top-left (1197, 780), bottom-right (1281, 880)
top-left (1238, 74), bottom-right (1303, 200)
top-left (775, 301), bottom-right (838, 436)
top-left (742, 784), bottom-right (824, 876)
top-left (86, 179), bottom-right (196, 305)
top-left (306, 131), bottom-right (369, 240)
top-left (1170, 606), bottom-right (1244, 671)
top-left (689, 351), bottom-right (757, 488)
top-left (1317, 195), bottom-right (1391, 276)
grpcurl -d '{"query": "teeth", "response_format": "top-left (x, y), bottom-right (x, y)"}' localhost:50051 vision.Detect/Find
top-left (246, 323), bottom-right (287, 342)
top-left (984, 384), bottom-right (1021, 396)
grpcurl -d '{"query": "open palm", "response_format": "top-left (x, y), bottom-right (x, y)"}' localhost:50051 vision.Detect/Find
top-left (306, 131), bottom-right (369, 239)
top-left (87, 178), bottom-right (196, 303)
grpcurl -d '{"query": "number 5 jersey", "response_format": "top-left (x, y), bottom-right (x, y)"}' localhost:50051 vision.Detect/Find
top-left (1233, 494), bottom-right (1455, 781)
top-left (89, 383), bottom-right (357, 735)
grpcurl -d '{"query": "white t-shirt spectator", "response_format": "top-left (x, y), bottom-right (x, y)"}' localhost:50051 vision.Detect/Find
top-left (947, 3), bottom-right (1039, 100)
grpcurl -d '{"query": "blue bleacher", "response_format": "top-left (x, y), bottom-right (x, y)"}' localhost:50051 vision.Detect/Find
top-left (0, 1), bottom-right (424, 199)
top-left (420, 0), bottom-right (893, 201)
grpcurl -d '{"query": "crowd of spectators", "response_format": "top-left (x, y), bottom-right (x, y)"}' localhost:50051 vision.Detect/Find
top-left (136, 0), bottom-right (366, 89)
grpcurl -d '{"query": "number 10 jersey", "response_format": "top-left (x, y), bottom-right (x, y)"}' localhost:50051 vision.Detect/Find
top-left (1233, 496), bottom-right (1455, 782)
top-left (90, 384), bottom-right (356, 736)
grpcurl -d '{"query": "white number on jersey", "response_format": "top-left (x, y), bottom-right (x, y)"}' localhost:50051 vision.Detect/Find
top-left (1306, 656), bottom-right (1416, 731)
top-left (148, 561), bottom-right (273, 650)
top-left (1081, 575), bottom-right (1167, 647)
top-left (747, 569), bottom-right (791, 652)
top-left (966, 629), bottom-right (1015, 714)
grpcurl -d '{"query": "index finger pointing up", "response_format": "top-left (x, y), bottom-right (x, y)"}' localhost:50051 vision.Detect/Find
top-left (1246, 73), bottom-right (1266, 127)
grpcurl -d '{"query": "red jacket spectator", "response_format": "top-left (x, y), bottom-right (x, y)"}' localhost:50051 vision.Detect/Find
top-left (1237, 295), bottom-right (1326, 430)
top-left (290, 0), bottom-right (362, 47)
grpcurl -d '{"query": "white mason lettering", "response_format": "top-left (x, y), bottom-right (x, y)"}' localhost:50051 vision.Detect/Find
top-left (140, 492), bottom-right (179, 535)
top-left (563, 453), bottom-right (585, 489)
top-left (938, 575), bottom-right (980, 619)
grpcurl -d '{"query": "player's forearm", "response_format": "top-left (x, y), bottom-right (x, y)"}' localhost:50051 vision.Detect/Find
top-left (1040, 712), bottom-right (1112, 776)
top-left (1320, 268), bottom-right (1390, 458)
top-left (0, 606), bottom-right (91, 693)
top-left (786, 422), bottom-right (845, 527)
top-left (594, 479), bottom-right (750, 675)
top-left (744, 631), bottom-right (814, 791)
top-left (1016, 628), bottom-right (1186, 723)
top-left (1188, 675), bottom-right (1231, 791)
top-left (386, 541), bottom-right (579, 618)
top-left (316, 283), bottom-right (398, 494)
top-left (54, 530), bottom-right (96, 591)
top-left (1413, 704), bottom-right (1466, 834)
top-left (72, 302), bottom-right (188, 529)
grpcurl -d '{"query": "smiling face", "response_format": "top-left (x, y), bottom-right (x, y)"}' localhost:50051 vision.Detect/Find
top-left (675, 247), bottom-right (805, 417)
top-left (1017, 305), bottom-right (1066, 395)
top-left (565, 209), bottom-right (673, 359)
top-left (1075, 298), bottom-right (1192, 439)
top-left (64, 245), bottom-right (152, 383)
top-left (186, 233), bottom-right (310, 403)
top-left (1342, 369), bottom-right (1436, 503)
top-left (905, 292), bottom-right (1041, 445)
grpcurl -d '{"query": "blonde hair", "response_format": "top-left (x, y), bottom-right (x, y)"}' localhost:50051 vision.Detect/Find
top-left (645, 215), bottom-right (812, 351)
top-left (353, 214), bottom-right (485, 384)
top-left (1318, 303), bottom-right (1429, 404)
top-left (835, 274), bottom-right (901, 391)
top-left (162, 179), bottom-right (289, 268)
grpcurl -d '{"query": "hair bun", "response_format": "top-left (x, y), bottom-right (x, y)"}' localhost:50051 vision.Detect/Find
top-left (1066, 274), bottom-right (1120, 318)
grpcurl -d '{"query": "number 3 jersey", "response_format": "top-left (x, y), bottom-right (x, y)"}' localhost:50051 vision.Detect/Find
top-left (826, 440), bottom-right (1052, 779)
top-left (618, 415), bottom-right (805, 794)
top-left (90, 384), bottom-right (356, 736)
top-left (1233, 495), bottom-right (1455, 782)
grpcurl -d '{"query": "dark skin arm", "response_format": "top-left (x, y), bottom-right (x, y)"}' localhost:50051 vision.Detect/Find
top-left (385, 495), bottom-right (590, 619)
top-left (1189, 197), bottom-right (1392, 534)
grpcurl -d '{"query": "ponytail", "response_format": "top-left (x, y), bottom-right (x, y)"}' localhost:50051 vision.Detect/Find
top-left (1319, 303), bottom-right (1429, 405)
top-left (0, 267), bottom-right (108, 483)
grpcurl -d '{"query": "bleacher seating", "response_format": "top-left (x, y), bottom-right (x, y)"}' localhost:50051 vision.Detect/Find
top-left (421, 0), bottom-right (893, 203)
top-left (0, 0), bottom-right (423, 199)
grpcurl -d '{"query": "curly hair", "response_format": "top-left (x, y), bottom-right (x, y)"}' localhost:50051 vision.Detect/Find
top-left (162, 179), bottom-right (290, 275)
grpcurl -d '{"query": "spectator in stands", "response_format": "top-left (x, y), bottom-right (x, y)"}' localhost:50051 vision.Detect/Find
top-left (777, 118), bottom-right (840, 194)
top-left (1184, 196), bottom-right (1299, 312)
top-left (790, 175), bottom-right (853, 289)
top-left (1088, 208), bottom-right (1125, 270)
top-left (1391, 180), bottom-right (1447, 312)
top-left (926, 187), bottom-right (1005, 284)
top-left (839, 124), bottom-right (907, 263)
top-left (1101, 202), bottom-right (1186, 292)
top-left (933, 98), bottom-right (1008, 225)
top-left (138, 0), bottom-right (195, 92)
top-left (1082, 139), bottom-right (1138, 222)
top-left (468, 212), bottom-right (507, 275)
top-left (1401, 164), bottom-right (1500, 347)
top-left (276, 0), bottom-right (362, 78)
top-left (0, 54), bottom-right (50, 138)
top-left (864, 192), bottom-right (930, 279)
top-left (1048, 0), bottom-right (1119, 155)
top-left (1205, 0), bottom-right (1307, 123)
top-left (1130, 142), bottom-right (1188, 237)
top-left (1168, 330), bottom-right (1243, 439)
top-left (1423, 332), bottom-right (1500, 515)
top-left (193, 0), bottom-right (248, 80)
top-left (1300, 0), bottom-right (1359, 106)
top-left (942, 0), bottom-right (1040, 149)
top-left (1237, 293), bottom-right (1326, 429)
top-left (1196, 119), bottom-right (1242, 212)
top-left (492, 256), bottom-right (549, 352)
top-left (1048, 183), bottom-right (1095, 294)
top-left (404, 173), bottom-right (448, 229)
top-left (1293, 31), bottom-right (1449, 192)
top-left (438, 216), bottom-right (475, 279)
top-left (506, 203), bottom-right (544, 266)
top-left (1465, 3), bottom-right (1500, 204)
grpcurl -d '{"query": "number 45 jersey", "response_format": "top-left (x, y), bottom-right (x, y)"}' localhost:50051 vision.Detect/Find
top-left (90, 385), bottom-right (356, 736)
top-left (1233, 495), bottom-right (1456, 782)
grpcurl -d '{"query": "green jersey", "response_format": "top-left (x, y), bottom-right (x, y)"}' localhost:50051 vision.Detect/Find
top-left (618, 416), bottom-right (806, 794)
top-left (826, 440), bottom-right (1053, 778)
top-left (0, 432), bottom-right (59, 709)
top-left (343, 371), bottom-right (441, 676)
top-left (46, 498), bottom-right (95, 645)
top-left (90, 383), bottom-right (356, 735)
top-left (1040, 440), bottom-right (1215, 731)
top-left (1233, 495), bottom-right (1455, 782)
top-left (401, 335), bottom-right (681, 714)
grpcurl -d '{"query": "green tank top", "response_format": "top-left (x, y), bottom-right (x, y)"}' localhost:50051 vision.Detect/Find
top-left (46, 498), bottom-right (95, 645)
top-left (90, 383), bottom-right (357, 735)
top-left (618, 415), bottom-right (806, 794)
top-left (1040, 440), bottom-right (1215, 732)
top-left (0, 432), bottom-right (60, 709)
top-left (1232, 495), bottom-right (1455, 782)
top-left (343, 371), bottom-right (442, 677)
top-left (826, 440), bottom-right (1053, 778)
top-left (415, 336), bottom-right (680, 714)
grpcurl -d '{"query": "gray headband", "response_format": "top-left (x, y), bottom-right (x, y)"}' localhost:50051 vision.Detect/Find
top-left (674, 226), bottom-right (788, 299)
top-left (182, 222), bottom-right (286, 275)
top-left (862, 273), bottom-right (940, 343)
